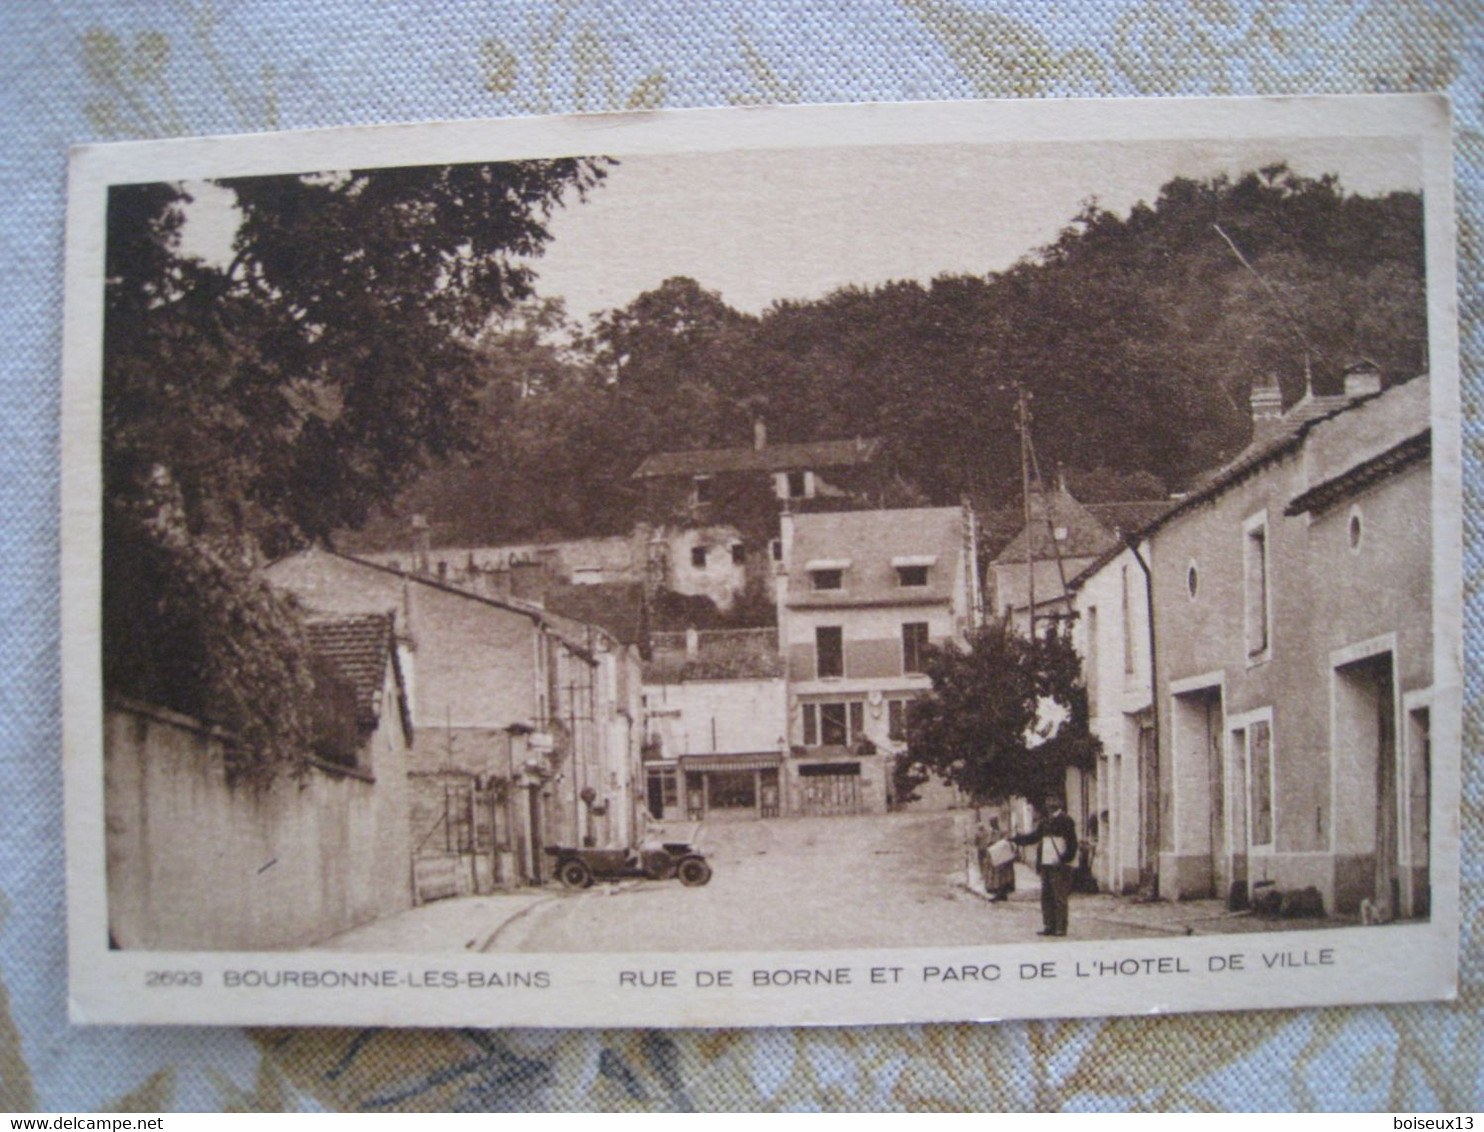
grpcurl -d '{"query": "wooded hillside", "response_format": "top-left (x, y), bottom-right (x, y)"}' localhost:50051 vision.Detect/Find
top-left (348, 165), bottom-right (1425, 550)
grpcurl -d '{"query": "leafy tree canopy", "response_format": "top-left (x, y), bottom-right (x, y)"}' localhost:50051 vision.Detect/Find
top-left (104, 158), bottom-right (608, 766)
top-left (364, 165), bottom-right (1424, 549)
top-left (898, 621), bottom-right (1100, 805)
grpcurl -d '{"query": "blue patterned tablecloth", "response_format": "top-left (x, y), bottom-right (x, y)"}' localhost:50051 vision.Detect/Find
top-left (1, 0), bottom-right (1479, 1112)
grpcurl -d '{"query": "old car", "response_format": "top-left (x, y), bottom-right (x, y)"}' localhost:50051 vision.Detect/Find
top-left (545, 841), bottom-right (712, 889)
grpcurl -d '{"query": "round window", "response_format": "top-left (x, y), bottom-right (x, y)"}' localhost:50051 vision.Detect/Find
top-left (1187, 563), bottom-right (1199, 599)
top-left (1348, 508), bottom-right (1363, 551)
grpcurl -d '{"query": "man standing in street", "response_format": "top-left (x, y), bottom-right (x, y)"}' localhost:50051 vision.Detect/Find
top-left (1012, 795), bottom-right (1078, 936)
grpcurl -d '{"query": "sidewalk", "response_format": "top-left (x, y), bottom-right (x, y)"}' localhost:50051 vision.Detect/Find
top-left (959, 829), bottom-right (1354, 937)
top-left (311, 890), bottom-right (558, 953)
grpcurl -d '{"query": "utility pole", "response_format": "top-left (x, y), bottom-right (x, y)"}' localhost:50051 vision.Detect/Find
top-left (1124, 534), bottom-right (1161, 901)
top-left (1017, 385), bottom-right (1037, 635)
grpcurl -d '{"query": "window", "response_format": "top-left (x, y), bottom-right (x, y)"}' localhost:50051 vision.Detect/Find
top-left (646, 768), bottom-right (679, 819)
top-left (816, 626), bottom-right (843, 678)
top-left (820, 703), bottom-right (847, 745)
top-left (691, 545), bottom-right (708, 569)
top-left (770, 539), bottom-right (783, 562)
top-left (1121, 564), bottom-right (1135, 676)
top-left (1248, 719), bottom-right (1274, 847)
top-left (786, 470), bottom-right (809, 498)
top-left (807, 559), bottom-right (850, 590)
top-left (1348, 506), bottom-right (1364, 552)
top-left (802, 700), bottom-right (866, 747)
top-left (896, 564), bottom-right (929, 587)
top-left (1084, 607), bottom-right (1098, 717)
top-left (708, 770), bottom-right (756, 811)
top-left (692, 476), bottom-right (712, 506)
top-left (1244, 515), bottom-right (1270, 659)
top-left (731, 543), bottom-right (746, 566)
top-left (888, 699), bottom-right (908, 741)
top-left (811, 568), bottom-right (843, 591)
top-left (1187, 562), bottom-right (1199, 600)
top-left (902, 622), bottom-right (929, 674)
top-left (1407, 705), bottom-right (1431, 915)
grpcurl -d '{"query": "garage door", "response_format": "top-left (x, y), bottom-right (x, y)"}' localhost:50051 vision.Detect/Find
top-left (798, 762), bottom-right (862, 816)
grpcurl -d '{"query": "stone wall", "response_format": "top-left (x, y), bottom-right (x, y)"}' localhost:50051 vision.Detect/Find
top-left (105, 699), bottom-right (411, 951)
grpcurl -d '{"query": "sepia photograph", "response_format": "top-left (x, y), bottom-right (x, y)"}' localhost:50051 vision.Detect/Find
top-left (63, 95), bottom-right (1461, 1027)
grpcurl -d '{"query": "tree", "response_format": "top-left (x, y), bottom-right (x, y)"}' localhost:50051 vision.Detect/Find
top-left (900, 620), bottom-right (1099, 804)
top-left (103, 158), bottom-right (608, 768)
top-left (328, 167), bottom-right (1426, 557)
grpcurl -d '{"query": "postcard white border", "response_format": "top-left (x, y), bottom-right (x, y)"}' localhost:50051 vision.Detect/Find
top-left (63, 94), bottom-right (1461, 1028)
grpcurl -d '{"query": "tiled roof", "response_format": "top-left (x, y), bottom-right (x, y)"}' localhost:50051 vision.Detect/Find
top-left (787, 507), bottom-right (965, 607)
top-left (1187, 394), bottom-right (1352, 493)
top-left (992, 488), bottom-right (1125, 564)
top-left (633, 437), bottom-right (882, 478)
top-left (1085, 500), bottom-right (1175, 536)
top-left (645, 628), bottom-right (785, 682)
top-left (302, 550), bottom-right (611, 659)
top-left (1284, 430), bottom-right (1431, 517)
top-left (305, 613), bottom-right (398, 731)
top-left (544, 582), bottom-right (647, 646)
top-left (1069, 377), bottom-right (1427, 591)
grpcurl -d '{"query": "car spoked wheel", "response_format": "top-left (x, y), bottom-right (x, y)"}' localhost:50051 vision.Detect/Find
top-left (677, 857), bottom-right (712, 886)
top-left (558, 858), bottom-right (594, 889)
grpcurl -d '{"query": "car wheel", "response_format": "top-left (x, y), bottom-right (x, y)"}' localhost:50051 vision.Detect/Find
top-left (558, 859), bottom-right (593, 889)
top-left (677, 857), bottom-right (712, 887)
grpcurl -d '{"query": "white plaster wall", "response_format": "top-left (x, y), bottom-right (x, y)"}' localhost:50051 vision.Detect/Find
top-left (643, 678), bottom-right (788, 756)
top-left (105, 700), bottom-right (412, 951)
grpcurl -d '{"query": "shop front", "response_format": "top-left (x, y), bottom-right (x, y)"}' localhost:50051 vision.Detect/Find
top-left (677, 753), bottom-right (784, 821)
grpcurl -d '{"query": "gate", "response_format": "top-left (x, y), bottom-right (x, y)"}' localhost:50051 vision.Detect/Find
top-left (798, 763), bottom-right (863, 816)
top-left (411, 775), bottom-right (507, 901)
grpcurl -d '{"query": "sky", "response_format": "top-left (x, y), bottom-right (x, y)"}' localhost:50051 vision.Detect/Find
top-left (179, 133), bottom-right (1422, 324)
top-left (529, 135), bottom-right (1422, 321)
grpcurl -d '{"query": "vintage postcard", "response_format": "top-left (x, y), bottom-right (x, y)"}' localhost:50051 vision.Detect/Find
top-left (62, 94), bottom-right (1461, 1028)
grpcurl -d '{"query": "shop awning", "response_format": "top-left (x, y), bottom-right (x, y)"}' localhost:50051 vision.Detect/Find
top-left (679, 752), bottom-right (783, 773)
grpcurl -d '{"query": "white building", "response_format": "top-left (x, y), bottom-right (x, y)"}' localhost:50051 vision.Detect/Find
top-left (776, 505), bottom-right (982, 814)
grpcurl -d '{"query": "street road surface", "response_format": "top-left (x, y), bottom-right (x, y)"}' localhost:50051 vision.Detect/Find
top-left (492, 811), bottom-right (1117, 952)
top-left (318, 810), bottom-right (1336, 954)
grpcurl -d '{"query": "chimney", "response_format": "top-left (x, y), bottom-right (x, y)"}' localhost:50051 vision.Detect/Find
top-left (753, 416), bottom-right (767, 451)
top-left (1343, 359), bottom-right (1383, 399)
top-left (1249, 374), bottom-right (1285, 445)
top-left (685, 626), bottom-right (700, 658)
top-left (410, 513), bottom-right (431, 575)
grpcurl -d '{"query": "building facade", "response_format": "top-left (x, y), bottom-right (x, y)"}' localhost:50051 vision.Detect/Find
top-left (642, 629), bottom-right (789, 823)
top-left (776, 505), bottom-right (982, 815)
top-left (1067, 543), bottom-right (1155, 895)
top-left (1144, 370), bottom-right (1432, 918)
top-left (267, 549), bottom-right (645, 890)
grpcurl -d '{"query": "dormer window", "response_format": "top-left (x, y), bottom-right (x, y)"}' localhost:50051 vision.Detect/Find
top-left (692, 476), bottom-right (713, 506)
top-left (806, 559), bottom-right (851, 592)
top-left (891, 555), bottom-right (937, 587)
top-left (778, 469), bottom-right (813, 500)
